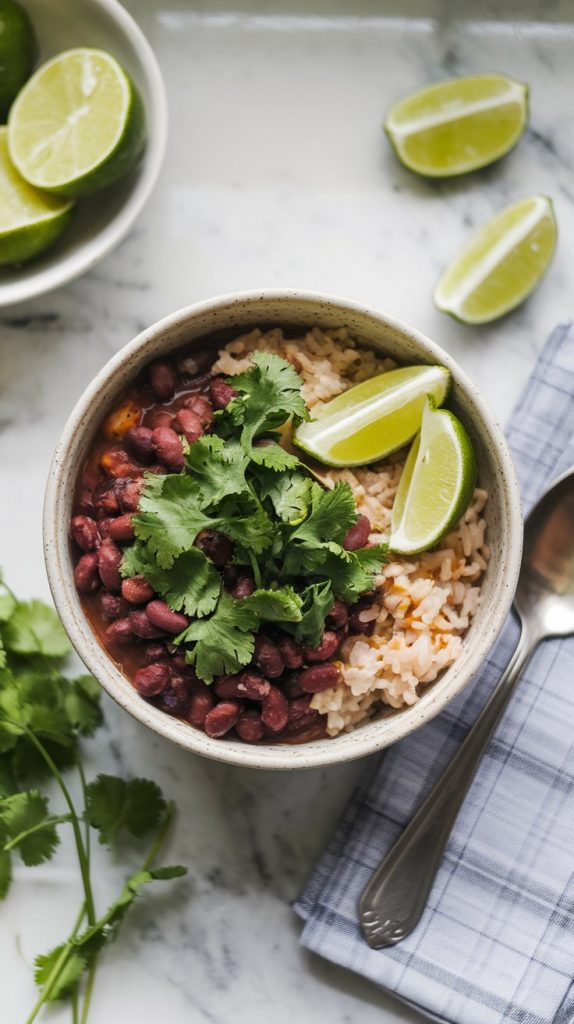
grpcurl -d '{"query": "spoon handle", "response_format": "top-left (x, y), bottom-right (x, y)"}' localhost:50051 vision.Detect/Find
top-left (359, 621), bottom-right (539, 950)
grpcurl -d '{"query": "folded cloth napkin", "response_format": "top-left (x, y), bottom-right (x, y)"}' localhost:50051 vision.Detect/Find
top-left (295, 323), bottom-right (574, 1024)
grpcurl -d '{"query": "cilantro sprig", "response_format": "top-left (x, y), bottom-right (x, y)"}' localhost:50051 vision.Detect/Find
top-left (120, 352), bottom-right (388, 683)
top-left (0, 574), bottom-right (186, 1023)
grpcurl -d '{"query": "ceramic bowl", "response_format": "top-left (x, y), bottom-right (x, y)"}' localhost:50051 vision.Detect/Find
top-left (0, 0), bottom-right (167, 307)
top-left (44, 290), bottom-right (523, 770)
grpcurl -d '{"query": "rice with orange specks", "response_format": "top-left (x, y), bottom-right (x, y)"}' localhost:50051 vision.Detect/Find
top-left (214, 326), bottom-right (489, 737)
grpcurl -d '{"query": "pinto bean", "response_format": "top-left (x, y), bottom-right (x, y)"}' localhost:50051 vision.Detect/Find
top-left (148, 360), bottom-right (177, 400)
top-left (100, 593), bottom-right (129, 621)
top-left (230, 575), bottom-right (255, 599)
top-left (342, 513), bottom-right (371, 551)
top-left (98, 539), bottom-right (123, 592)
top-left (236, 710), bottom-right (264, 743)
top-left (204, 701), bottom-right (242, 738)
top-left (129, 609), bottom-right (165, 639)
top-left (134, 663), bottom-right (170, 698)
top-left (277, 635), bottom-right (304, 670)
top-left (74, 552), bottom-right (100, 594)
top-left (173, 408), bottom-right (204, 444)
top-left (126, 425), bottom-right (155, 462)
top-left (261, 686), bottom-right (289, 733)
top-left (121, 575), bottom-right (155, 605)
top-left (195, 530), bottom-right (233, 567)
top-left (184, 394), bottom-right (213, 428)
top-left (253, 635), bottom-right (284, 678)
top-left (209, 378), bottom-right (237, 409)
top-left (145, 600), bottom-right (188, 634)
top-left (305, 630), bottom-right (340, 662)
top-left (70, 515), bottom-right (100, 552)
top-left (287, 695), bottom-right (320, 732)
top-left (108, 513), bottom-right (136, 543)
top-left (151, 426), bottom-right (184, 471)
top-left (327, 599), bottom-right (348, 629)
top-left (116, 478), bottom-right (143, 513)
top-left (215, 671), bottom-right (271, 701)
top-left (104, 618), bottom-right (134, 645)
top-left (187, 689), bottom-right (217, 727)
top-left (297, 664), bottom-right (341, 694)
top-left (103, 400), bottom-right (141, 440)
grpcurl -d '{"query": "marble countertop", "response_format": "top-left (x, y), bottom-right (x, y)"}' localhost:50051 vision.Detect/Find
top-left (2, 1), bottom-right (574, 1020)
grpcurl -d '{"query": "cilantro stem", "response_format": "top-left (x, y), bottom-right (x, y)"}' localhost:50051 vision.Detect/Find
top-left (247, 549), bottom-right (262, 589)
top-left (72, 987), bottom-right (79, 1024)
top-left (24, 901), bottom-right (86, 1024)
top-left (79, 961), bottom-right (96, 1024)
top-left (3, 813), bottom-right (72, 852)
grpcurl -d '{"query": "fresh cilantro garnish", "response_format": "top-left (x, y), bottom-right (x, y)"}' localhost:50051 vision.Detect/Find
top-left (281, 581), bottom-right (335, 649)
top-left (185, 435), bottom-right (249, 506)
top-left (134, 474), bottom-right (219, 568)
top-left (255, 467), bottom-right (313, 523)
top-left (122, 542), bottom-right (221, 618)
top-left (289, 481), bottom-right (357, 546)
top-left (0, 577), bottom-right (187, 1022)
top-left (218, 351), bottom-right (309, 452)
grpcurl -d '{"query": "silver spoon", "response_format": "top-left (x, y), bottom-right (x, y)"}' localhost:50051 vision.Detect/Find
top-left (359, 466), bottom-right (574, 950)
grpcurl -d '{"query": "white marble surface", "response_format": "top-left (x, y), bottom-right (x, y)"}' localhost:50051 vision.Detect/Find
top-left (2, 1), bottom-right (574, 1020)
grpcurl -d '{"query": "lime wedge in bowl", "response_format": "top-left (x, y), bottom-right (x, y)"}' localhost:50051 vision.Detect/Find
top-left (8, 48), bottom-right (146, 197)
top-left (435, 195), bottom-right (556, 325)
top-left (0, 127), bottom-right (73, 265)
top-left (385, 74), bottom-right (528, 177)
top-left (390, 399), bottom-right (476, 556)
top-left (293, 364), bottom-right (450, 467)
top-left (0, 0), bottom-right (37, 119)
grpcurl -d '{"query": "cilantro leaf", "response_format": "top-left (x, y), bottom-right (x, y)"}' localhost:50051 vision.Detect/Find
top-left (0, 791), bottom-right (60, 866)
top-left (134, 475), bottom-right (218, 568)
top-left (122, 543), bottom-right (221, 618)
top-left (281, 541), bottom-right (387, 602)
top-left (241, 587), bottom-right (302, 623)
top-left (248, 441), bottom-right (300, 472)
top-left (178, 593), bottom-right (256, 683)
top-left (0, 586), bottom-right (15, 623)
top-left (2, 600), bottom-right (70, 659)
top-left (0, 846), bottom-right (11, 899)
top-left (64, 675), bottom-right (103, 737)
top-left (256, 468), bottom-right (313, 523)
top-left (34, 946), bottom-right (87, 1002)
top-left (290, 481), bottom-right (357, 546)
top-left (220, 352), bottom-right (309, 450)
top-left (282, 581), bottom-right (335, 648)
top-left (216, 495), bottom-right (274, 555)
top-left (85, 776), bottom-right (166, 846)
top-left (185, 436), bottom-right (249, 506)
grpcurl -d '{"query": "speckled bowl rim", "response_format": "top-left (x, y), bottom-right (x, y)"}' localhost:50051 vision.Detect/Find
top-left (44, 289), bottom-right (523, 771)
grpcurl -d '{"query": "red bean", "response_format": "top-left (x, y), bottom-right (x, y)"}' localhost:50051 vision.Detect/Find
top-left (134, 663), bottom-right (170, 698)
top-left (108, 513), bottom-right (136, 543)
top-left (349, 600), bottom-right (378, 636)
top-left (173, 408), bottom-right (204, 444)
top-left (148, 360), bottom-right (177, 400)
top-left (236, 710), bottom-right (264, 743)
top-left (287, 696), bottom-right (320, 733)
top-left (117, 479), bottom-right (143, 513)
top-left (184, 394), bottom-right (213, 428)
top-left (209, 378), bottom-right (237, 409)
top-left (283, 674), bottom-right (305, 699)
top-left (100, 593), bottom-right (128, 621)
top-left (104, 618), bottom-right (134, 645)
top-left (327, 599), bottom-right (348, 629)
top-left (253, 635), bottom-right (284, 678)
top-left (297, 664), bottom-right (341, 693)
top-left (204, 701), bottom-right (242, 738)
top-left (143, 642), bottom-right (168, 664)
top-left (126, 426), bottom-right (155, 462)
top-left (157, 678), bottom-right (191, 714)
top-left (188, 689), bottom-right (217, 727)
top-left (100, 448), bottom-right (139, 479)
top-left (177, 349), bottom-right (214, 377)
top-left (97, 518), bottom-right (113, 539)
top-left (129, 610), bottom-right (165, 639)
top-left (74, 552), bottom-right (100, 594)
top-left (147, 409), bottom-right (173, 431)
top-left (151, 426), bottom-right (184, 471)
top-left (145, 600), bottom-right (188, 634)
top-left (93, 482), bottom-right (120, 517)
top-left (98, 539), bottom-right (123, 593)
top-left (261, 686), bottom-right (289, 733)
top-left (214, 671), bottom-right (271, 701)
top-left (342, 513), bottom-right (371, 551)
top-left (121, 575), bottom-right (155, 605)
top-left (76, 489), bottom-right (95, 517)
top-left (230, 575), bottom-right (255, 600)
top-left (70, 515), bottom-right (99, 552)
top-left (305, 630), bottom-right (340, 662)
top-left (277, 635), bottom-right (304, 670)
top-left (195, 530), bottom-right (233, 567)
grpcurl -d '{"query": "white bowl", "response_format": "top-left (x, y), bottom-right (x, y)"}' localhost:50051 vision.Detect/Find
top-left (44, 290), bottom-right (523, 770)
top-left (0, 0), bottom-right (167, 307)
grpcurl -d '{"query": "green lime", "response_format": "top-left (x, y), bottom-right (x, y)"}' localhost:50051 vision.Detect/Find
top-left (389, 399), bottom-right (476, 556)
top-left (434, 195), bottom-right (556, 325)
top-left (0, 127), bottom-right (73, 265)
top-left (293, 364), bottom-right (450, 467)
top-left (384, 74), bottom-right (528, 177)
top-left (8, 47), bottom-right (146, 197)
top-left (0, 0), bottom-right (37, 120)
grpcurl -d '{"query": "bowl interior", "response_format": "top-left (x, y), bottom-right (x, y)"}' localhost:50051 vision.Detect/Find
top-left (45, 291), bottom-right (522, 769)
top-left (0, 0), bottom-right (166, 307)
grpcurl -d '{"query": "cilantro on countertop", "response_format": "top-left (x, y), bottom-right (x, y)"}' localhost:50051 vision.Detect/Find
top-left (0, 574), bottom-right (186, 1023)
top-left (120, 351), bottom-right (388, 682)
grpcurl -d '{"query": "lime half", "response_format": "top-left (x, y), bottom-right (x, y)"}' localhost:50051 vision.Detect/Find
top-left (434, 195), bottom-right (556, 325)
top-left (0, 0), bottom-right (37, 120)
top-left (293, 364), bottom-right (450, 467)
top-left (390, 399), bottom-right (476, 556)
top-left (0, 127), bottom-right (73, 265)
top-left (385, 74), bottom-right (528, 177)
top-left (8, 48), bottom-right (146, 197)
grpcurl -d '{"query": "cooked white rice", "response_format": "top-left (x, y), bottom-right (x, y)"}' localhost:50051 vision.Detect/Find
top-left (214, 327), bottom-right (490, 737)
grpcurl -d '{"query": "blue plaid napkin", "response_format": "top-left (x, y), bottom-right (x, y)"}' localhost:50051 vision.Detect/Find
top-left (295, 324), bottom-right (574, 1024)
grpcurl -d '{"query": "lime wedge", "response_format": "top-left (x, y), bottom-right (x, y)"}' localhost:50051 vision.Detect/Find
top-left (0, 0), bottom-right (37, 120)
top-left (293, 364), bottom-right (450, 467)
top-left (434, 195), bottom-right (556, 325)
top-left (0, 127), bottom-right (73, 265)
top-left (8, 48), bottom-right (146, 197)
top-left (385, 74), bottom-right (528, 177)
top-left (390, 399), bottom-right (476, 556)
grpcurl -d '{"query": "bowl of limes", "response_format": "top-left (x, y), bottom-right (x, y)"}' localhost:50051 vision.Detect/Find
top-left (0, 0), bottom-right (167, 306)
